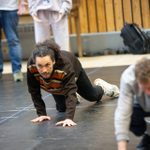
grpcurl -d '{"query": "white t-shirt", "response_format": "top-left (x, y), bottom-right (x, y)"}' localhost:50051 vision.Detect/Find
top-left (0, 0), bottom-right (18, 10)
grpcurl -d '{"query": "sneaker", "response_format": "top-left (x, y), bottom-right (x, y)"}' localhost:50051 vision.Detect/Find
top-left (94, 78), bottom-right (119, 98)
top-left (13, 71), bottom-right (23, 82)
top-left (136, 134), bottom-right (150, 150)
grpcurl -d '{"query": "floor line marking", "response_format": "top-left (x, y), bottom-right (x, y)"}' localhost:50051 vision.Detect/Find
top-left (0, 94), bottom-right (51, 125)
top-left (87, 68), bottom-right (99, 76)
top-left (0, 117), bottom-right (18, 119)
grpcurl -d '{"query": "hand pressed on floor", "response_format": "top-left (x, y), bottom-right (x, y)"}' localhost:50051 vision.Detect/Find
top-left (31, 116), bottom-right (51, 123)
top-left (56, 119), bottom-right (77, 127)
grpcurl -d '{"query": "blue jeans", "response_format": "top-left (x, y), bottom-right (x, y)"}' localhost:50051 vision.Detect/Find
top-left (0, 10), bottom-right (22, 73)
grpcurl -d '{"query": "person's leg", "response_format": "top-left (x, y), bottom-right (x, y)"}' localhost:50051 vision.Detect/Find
top-left (2, 10), bottom-right (23, 81)
top-left (145, 117), bottom-right (150, 136)
top-left (0, 11), bottom-right (3, 76)
top-left (77, 69), bottom-right (120, 102)
top-left (130, 104), bottom-right (147, 136)
top-left (130, 104), bottom-right (150, 150)
top-left (51, 15), bottom-right (70, 51)
top-left (34, 10), bottom-right (51, 43)
top-left (52, 94), bottom-right (66, 112)
top-left (76, 69), bottom-right (104, 102)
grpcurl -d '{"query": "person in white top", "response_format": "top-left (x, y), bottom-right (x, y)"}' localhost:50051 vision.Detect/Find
top-left (0, 0), bottom-right (26, 81)
top-left (115, 57), bottom-right (150, 150)
top-left (27, 0), bottom-right (72, 51)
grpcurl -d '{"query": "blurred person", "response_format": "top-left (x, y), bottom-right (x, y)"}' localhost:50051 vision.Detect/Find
top-left (27, 0), bottom-right (72, 51)
top-left (115, 57), bottom-right (150, 150)
top-left (0, 0), bottom-right (27, 81)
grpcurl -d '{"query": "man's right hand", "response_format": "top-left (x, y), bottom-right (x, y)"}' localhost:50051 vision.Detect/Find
top-left (32, 14), bottom-right (42, 22)
top-left (31, 116), bottom-right (51, 123)
top-left (118, 140), bottom-right (128, 150)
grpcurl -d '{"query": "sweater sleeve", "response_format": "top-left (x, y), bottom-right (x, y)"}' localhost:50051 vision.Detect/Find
top-left (27, 68), bottom-right (47, 116)
top-left (63, 72), bottom-right (78, 120)
top-left (60, 62), bottom-right (78, 120)
top-left (60, 0), bottom-right (72, 14)
top-left (114, 66), bottom-right (135, 142)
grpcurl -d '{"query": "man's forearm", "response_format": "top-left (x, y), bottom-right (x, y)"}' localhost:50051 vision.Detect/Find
top-left (30, 94), bottom-right (47, 116)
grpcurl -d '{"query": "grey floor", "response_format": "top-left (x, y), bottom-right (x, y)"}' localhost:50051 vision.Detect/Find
top-left (0, 66), bottom-right (140, 150)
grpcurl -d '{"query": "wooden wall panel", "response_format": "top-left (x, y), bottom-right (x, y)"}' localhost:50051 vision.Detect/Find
top-left (68, 16), bottom-right (76, 34)
top-left (114, 0), bottom-right (123, 31)
top-left (87, 0), bottom-right (98, 32)
top-left (96, 0), bottom-right (107, 32)
top-left (78, 0), bottom-right (88, 33)
top-left (122, 0), bottom-right (132, 24)
top-left (105, 0), bottom-right (115, 31)
top-left (131, 0), bottom-right (142, 26)
top-left (18, 1), bottom-right (150, 34)
top-left (141, 0), bottom-right (150, 28)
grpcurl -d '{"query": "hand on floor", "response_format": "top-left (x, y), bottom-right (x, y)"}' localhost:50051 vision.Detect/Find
top-left (56, 119), bottom-right (77, 127)
top-left (31, 116), bottom-right (51, 123)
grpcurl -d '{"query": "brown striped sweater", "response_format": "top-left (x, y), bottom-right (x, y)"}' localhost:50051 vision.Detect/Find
top-left (27, 51), bottom-right (82, 119)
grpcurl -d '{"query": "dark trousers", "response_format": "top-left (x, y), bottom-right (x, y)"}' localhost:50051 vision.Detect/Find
top-left (52, 69), bottom-right (104, 110)
top-left (130, 104), bottom-right (150, 136)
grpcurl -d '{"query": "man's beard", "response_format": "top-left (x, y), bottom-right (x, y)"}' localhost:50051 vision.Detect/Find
top-left (40, 72), bottom-right (51, 78)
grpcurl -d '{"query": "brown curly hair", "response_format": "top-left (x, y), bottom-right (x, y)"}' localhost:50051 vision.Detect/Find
top-left (135, 57), bottom-right (150, 84)
top-left (32, 39), bottom-right (64, 67)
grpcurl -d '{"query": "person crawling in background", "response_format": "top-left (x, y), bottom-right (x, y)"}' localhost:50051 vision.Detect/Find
top-left (115, 57), bottom-right (150, 150)
top-left (27, 39), bottom-right (119, 127)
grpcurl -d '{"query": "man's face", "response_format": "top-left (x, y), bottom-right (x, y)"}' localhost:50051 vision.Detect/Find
top-left (138, 79), bottom-right (150, 95)
top-left (35, 56), bottom-right (55, 79)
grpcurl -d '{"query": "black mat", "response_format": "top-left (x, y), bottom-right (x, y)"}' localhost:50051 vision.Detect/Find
top-left (0, 66), bottom-right (140, 150)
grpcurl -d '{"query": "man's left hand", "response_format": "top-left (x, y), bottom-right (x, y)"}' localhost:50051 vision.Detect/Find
top-left (56, 119), bottom-right (77, 127)
top-left (31, 115), bottom-right (51, 123)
